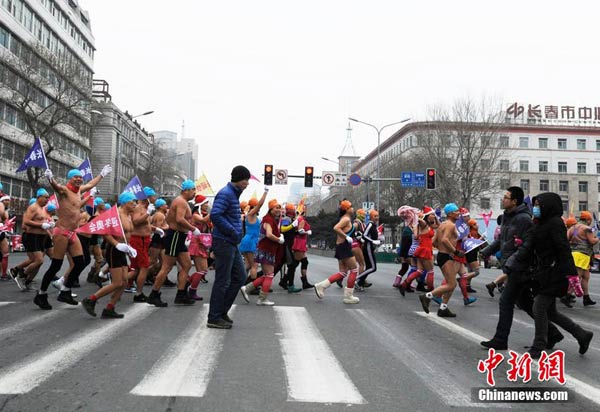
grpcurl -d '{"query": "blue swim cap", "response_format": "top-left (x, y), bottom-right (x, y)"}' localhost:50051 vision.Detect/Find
top-left (29, 198), bottom-right (37, 205)
top-left (143, 186), bottom-right (157, 197)
top-left (36, 188), bottom-right (49, 197)
top-left (0, 183), bottom-right (3, 191)
top-left (47, 204), bottom-right (57, 212)
top-left (67, 169), bottom-right (83, 179)
top-left (181, 179), bottom-right (195, 191)
top-left (118, 191), bottom-right (136, 205)
top-left (155, 198), bottom-right (167, 208)
top-left (444, 203), bottom-right (459, 215)
top-left (94, 197), bottom-right (105, 207)
top-left (104, 202), bottom-right (111, 208)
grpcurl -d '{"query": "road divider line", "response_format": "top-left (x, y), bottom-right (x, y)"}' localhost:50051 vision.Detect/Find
top-left (415, 311), bottom-right (600, 407)
top-left (351, 309), bottom-right (497, 408)
top-left (0, 310), bottom-right (61, 341)
top-left (0, 305), bottom-right (155, 394)
top-left (0, 301), bottom-right (16, 307)
top-left (130, 305), bottom-right (234, 397)
top-left (273, 306), bottom-right (365, 404)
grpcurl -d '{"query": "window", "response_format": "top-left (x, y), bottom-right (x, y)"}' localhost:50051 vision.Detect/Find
top-left (559, 181), bottom-right (568, 192)
top-left (558, 138), bottom-right (567, 149)
top-left (562, 201), bottom-right (569, 213)
top-left (579, 201), bottom-right (588, 211)
top-left (480, 198), bottom-right (490, 209)
top-left (499, 159), bottom-right (510, 171)
top-left (520, 179), bottom-right (530, 192)
top-left (577, 162), bottom-right (587, 174)
top-left (538, 161), bottom-right (548, 172)
top-left (500, 178), bottom-right (510, 189)
top-left (519, 160), bottom-right (529, 172)
top-left (0, 26), bottom-right (8, 48)
top-left (577, 139), bottom-right (586, 150)
top-left (499, 136), bottom-right (509, 147)
top-left (538, 138), bottom-right (548, 149)
top-left (480, 159), bottom-right (490, 170)
top-left (597, 140), bottom-right (600, 151)
top-left (558, 162), bottom-right (567, 173)
top-left (579, 181), bottom-right (588, 193)
top-left (598, 182), bottom-right (600, 193)
top-left (597, 163), bottom-right (600, 174)
top-left (481, 179), bottom-right (490, 190)
top-left (540, 180), bottom-right (549, 191)
top-left (519, 136), bottom-right (529, 148)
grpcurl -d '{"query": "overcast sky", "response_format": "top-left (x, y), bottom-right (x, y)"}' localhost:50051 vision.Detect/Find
top-left (79, 0), bottom-right (599, 203)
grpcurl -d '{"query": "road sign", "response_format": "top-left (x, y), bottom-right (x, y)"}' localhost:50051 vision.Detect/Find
top-left (401, 172), bottom-right (414, 187)
top-left (348, 173), bottom-right (362, 186)
top-left (333, 173), bottom-right (347, 187)
top-left (275, 169), bottom-right (288, 185)
top-left (362, 202), bottom-right (374, 210)
top-left (414, 172), bottom-right (425, 188)
top-left (321, 171), bottom-right (336, 186)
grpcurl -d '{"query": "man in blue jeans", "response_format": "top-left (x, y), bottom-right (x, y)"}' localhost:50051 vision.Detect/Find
top-left (207, 165), bottom-right (251, 329)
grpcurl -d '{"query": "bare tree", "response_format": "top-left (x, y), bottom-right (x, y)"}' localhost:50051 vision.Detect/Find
top-left (4, 42), bottom-right (92, 189)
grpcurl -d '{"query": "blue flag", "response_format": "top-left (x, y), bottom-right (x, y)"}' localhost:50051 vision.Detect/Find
top-left (455, 215), bottom-right (469, 240)
top-left (123, 175), bottom-right (147, 200)
top-left (462, 237), bottom-right (485, 254)
top-left (524, 195), bottom-right (532, 212)
top-left (78, 158), bottom-right (93, 181)
top-left (16, 137), bottom-right (48, 172)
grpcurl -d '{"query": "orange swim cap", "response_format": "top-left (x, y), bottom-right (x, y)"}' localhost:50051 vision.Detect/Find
top-left (369, 210), bottom-right (379, 219)
top-left (268, 199), bottom-right (280, 210)
top-left (240, 201), bottom-right (248, 209)
top-left (340, 200), bottom-right (352, 211)
top-left (248, 197), bottom-right (258, 207)
top-left (580, 211), bottom-right (592, 221)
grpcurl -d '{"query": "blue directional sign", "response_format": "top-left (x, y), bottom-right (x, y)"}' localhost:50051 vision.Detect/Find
top-left (401, 172), bottom-right (414, 187)
top-left (348, 173), bottom-right (362, 186)
top-left (414, 172), bottom-right (425, 188)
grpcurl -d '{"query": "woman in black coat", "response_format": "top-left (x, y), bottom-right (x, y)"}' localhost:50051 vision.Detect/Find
top-left (506, 192), bottom-right (593, 358)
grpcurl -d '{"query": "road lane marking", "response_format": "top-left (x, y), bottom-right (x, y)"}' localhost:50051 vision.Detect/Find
top-left (0, 305), bottom-right (155, 394)
top-left (415, 311), bottom-right (600, 407)
top-left (0, 301), bottom-right (16, 307)
top-left (273, 306), bottom-right (366, 404)
top-left (130, 305), bottom-right (234, 397)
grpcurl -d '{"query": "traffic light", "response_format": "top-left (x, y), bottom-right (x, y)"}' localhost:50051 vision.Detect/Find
top-left (264, 164), bottom-right (273, 185)
top-left (426, 168), bottom-right (436, 190)
top-left (304, 166), bottom-right (314, 187)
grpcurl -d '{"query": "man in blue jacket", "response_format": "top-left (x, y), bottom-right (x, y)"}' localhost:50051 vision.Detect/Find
top-left (207, 165), bottom-right (251, 329)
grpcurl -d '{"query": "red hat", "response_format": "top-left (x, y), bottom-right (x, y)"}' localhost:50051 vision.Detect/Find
top-left (195, 195), bottom-right (208, 206)
top-left (459, 207), bottom-right (470, 216)
top-left (422, 206), bottom-right (434, 216)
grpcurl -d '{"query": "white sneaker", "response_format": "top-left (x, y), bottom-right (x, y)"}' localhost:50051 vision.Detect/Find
top-left (51, 278), bottom-right (63, 290)
top-left (256, 298), bottom-right (275, 306)
top-left (240, 285), bottom-right (250, 303)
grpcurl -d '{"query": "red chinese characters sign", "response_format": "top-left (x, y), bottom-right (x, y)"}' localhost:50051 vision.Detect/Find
top-left (478, 349), bottom-right (566, 386)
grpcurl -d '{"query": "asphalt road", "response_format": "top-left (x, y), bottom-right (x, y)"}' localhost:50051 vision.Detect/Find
top-left (0, 253), bottom-right (599, 412)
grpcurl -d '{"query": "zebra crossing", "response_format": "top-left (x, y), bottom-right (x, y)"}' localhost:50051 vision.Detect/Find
top-left (0, 295), bottom-right (599, 410)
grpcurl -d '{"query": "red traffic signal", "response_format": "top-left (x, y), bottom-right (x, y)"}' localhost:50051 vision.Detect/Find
top-left (264, 164), bottom-right (273, 185)
top-left (426, 168), bottom-right (436, 190)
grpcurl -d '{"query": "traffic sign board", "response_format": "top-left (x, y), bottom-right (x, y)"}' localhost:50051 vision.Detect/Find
top-left (414, 172), bottom-right (425, 188)
top-left (362, 202), bottom-right (374, 210)
top-left (321, 171), bottom-right (336, 186)
top-left (275, 169), bottom-right (288, 185)
top-left (401, 172), bottom-right (414, 187)
top-left (348, 173), bottom-right (362, 186)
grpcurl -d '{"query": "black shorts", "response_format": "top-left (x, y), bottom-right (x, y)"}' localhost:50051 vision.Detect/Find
top-left (23, 233), bottom-right (49, 253)
top-left (106, 244), bottom-right (128, 268)
top-left (466, 248), bottom-right (479, 264)
top-left (334, 241), bottom-right (354, 260)
top-left (0, 232), bottom-right (6, 242)
top-left (90, 234), bottom-right (102, 246)
top-left (436, 252), bottom-right (453, 268)
top-left (163, 229), bottom-right (188, 257)
top-left (150, 233), bottom-right (164, 249)
top-left (44, 235), bottom-right (53, 250)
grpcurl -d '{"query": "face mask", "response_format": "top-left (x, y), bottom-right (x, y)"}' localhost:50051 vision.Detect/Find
top-left (532, 206), bottom-right (541, 218)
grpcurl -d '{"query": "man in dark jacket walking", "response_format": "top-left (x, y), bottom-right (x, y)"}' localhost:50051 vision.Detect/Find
top-left (506, 192), bottom-right (593, 358)
top-left (207, 165), bottom-right (251, 329)
top-left (479, 187), bottom-right (563, 350)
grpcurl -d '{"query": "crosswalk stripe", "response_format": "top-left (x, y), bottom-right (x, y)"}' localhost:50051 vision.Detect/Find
top-left (0, 301), bottom-right (16, 307)
top-left (130, 305), bottom-right (233, 397)
top-left (351, 309), bottom-right (498, 408)
top-left (273, 306), bottom-right (366, 404)
top-left (0, 305), bottom-right (155, 394)
top-left (415, 311), bottom-right (600, 407)
top-left (0, 310), bottom-right (60, 341)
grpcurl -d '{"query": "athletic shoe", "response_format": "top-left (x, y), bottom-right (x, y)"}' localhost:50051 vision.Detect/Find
top-left (222, 313), bottom-right (233, 325)
top-left (124, 286), bottom-right (137, 293)
top-left (101, 308), bottom-right (124, 319)
top-left (577, 331), bottom-right (593, 354)
top-left (355, 285), bottom-right (365, 292)
top-left (8, 269), bottom-right (23, 290)
top-left (485, 282), bottom-right (496, 297)
top-left (188, 290), bottom-right (204, 301)
top-left (33, 292), bottom-right (52, 310)
top-left (466, 286), bottom-right (477, 293)
top-left (256, 297), bottom-right (275, 306)
top-left (480, 339), bottom-right (508, 350)
top-left (81, 298), bottom-right (97, 317)
top-left (133, 293), bottom-right (147, 303)
top-left (57, 290), bottom-right (78, 305)
top-left (207, 318), bottom-right (232, 329)
top-left (398, 284), bottom-right (406, 296)
top-left (278, 279), bottom-right (288, 290)
top-left (239, 285), bottom-right (250, 303)
top-left (174, 293), bottom-right (196, 305)
top-left (163, 278), bottom-right (176, 288)
top-left (463, 297), bottom-right (477, 306)
top-left (437, 308), bottom-right (456, 318)
top-left (363, 282), bottom-right (373, 288)
top-left (418, 294), bottom-right (431, 314)
top-left (287, 285), bottom-right (302, 293)
top-left (147, 291), bottom-right (168, 307)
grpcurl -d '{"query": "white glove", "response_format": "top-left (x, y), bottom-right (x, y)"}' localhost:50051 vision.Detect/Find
top-left (373, 240), bottom-right (381, 246)
top-left (154, 227), bottom-right (165, 238)
top-left (264, 187), bottom-right (270, 192)
top-left (346, 236), bottom-right (353, 244)
top-left (41, 222), bottom-right (55, 230)
top-left (292, 219), bottom-right (299, 228)
top-left (298, 229), bottom-right (306, 235)
top-left (115, 243), bottom-right (129, 253)
top-left (127, 245), bottom-right (138, 258)
top-left (44, 168), bottom-right (53, 181)
top-left (100, 165), bottom-right (112, 178)
top-left (278, 234), bottom-right (285, 244)
top-left (89, 187), bottom-right (98, 197)
top-left (192, 228), bottom-right (201, 236)
top-left (306, 230), bottom-right (312, 235)
top-left (185, 238), bottom-right (191, 248)
top-left (147, 203), bottom-right (156, 215)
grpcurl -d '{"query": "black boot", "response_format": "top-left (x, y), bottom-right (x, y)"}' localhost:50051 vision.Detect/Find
top-left (301, 275), bottom-right (313, 289)
top-left (583, 295), bottom-right (596, 306)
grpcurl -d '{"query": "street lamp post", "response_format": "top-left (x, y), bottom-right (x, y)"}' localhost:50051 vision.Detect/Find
top-left (349, 117), bottom-right (410, 210)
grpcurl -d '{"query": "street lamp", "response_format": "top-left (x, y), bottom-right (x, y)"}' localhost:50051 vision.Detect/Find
top-left (321, 156), bottom-right (340, 171)
top-left (349, 117), bottom-right (411, 210)
top-left (132, 110), bottom-right (154, 119)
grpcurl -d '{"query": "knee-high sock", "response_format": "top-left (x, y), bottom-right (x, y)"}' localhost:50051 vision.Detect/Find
top-left (1, 254), bottom-right (8, 275)
top-left (64, 255), bottom-right (86, 288)
top-left (426, 270), bottom-right (435, 290)
top-left (347, 268), bottom-right (359, 289)
top-left (458, 275), bottom-right (469, 299)
top-left (393, 273), bottom-right (404, 287)
top-left (327, 271), bottom-right (346, 283)
top-left (397, 263), bottom-right (409, 277)
top-left (190, 271), bottom-right (206, 290)
top-left (287, 259), bottom-right (300, 286)
top-left (40, 258), bottom-right (64, 292)
top-left (402, 269), bottom-right (424, 287)
top-left (261, 273), bottom-right (275, 294)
